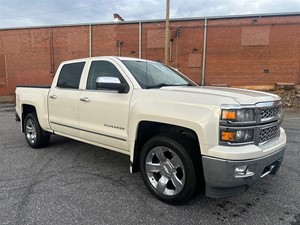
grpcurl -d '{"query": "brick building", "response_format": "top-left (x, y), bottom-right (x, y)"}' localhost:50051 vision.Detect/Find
top-left (0, 12), bottom-right (300, 101)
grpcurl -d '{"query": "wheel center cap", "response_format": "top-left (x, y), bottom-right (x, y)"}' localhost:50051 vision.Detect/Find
top-left (163, 161), bottom-right (174, 175)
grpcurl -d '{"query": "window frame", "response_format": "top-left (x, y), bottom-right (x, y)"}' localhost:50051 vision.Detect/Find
top-left (56, 62), bottom-right (86, 89)
top-left (85, 60), bottom-right (130, 93)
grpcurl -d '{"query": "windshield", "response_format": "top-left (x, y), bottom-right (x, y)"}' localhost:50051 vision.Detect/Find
top-left (121, 60), bottom-right (196, 89)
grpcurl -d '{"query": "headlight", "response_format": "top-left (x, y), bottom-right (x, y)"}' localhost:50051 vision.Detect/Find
top-left (221, 109), bottom-right (255, 122)
top-left (220, 128), bottom-right (254, 144)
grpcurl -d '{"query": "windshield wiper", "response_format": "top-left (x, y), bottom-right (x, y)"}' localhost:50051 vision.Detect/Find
top-left (146, 83), bottom-right (189, 89)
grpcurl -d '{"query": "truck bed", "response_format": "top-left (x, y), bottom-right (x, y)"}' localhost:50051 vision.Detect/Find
top-left (15, 86), bottom-right (51, 132)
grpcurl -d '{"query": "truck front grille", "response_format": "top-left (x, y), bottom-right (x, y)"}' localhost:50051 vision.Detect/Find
top-left (256, 102), bottom-right (282, 145)
top-left (259, 124), bottom-right (280, 144)
top-left (260, 106), bottom-right (281, 120)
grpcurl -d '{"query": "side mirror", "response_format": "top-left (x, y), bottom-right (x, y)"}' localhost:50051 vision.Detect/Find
top-left (96, 77), bottom-right (128, 93)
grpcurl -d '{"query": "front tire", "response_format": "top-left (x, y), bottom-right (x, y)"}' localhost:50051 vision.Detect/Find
top-left (140, 135), bottom-right (197, 205)
top-left (24, 113), bottom-right (50, 148)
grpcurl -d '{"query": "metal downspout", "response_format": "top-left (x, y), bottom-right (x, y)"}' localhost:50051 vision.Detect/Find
top-left (139, 22), bottom-right (142, 58)
top-left (201, 18), bottom-right (207, 86)
top-left (89, 24), bottom-right (92, 57)
top-left (50, 30), bottom-right (55, 76)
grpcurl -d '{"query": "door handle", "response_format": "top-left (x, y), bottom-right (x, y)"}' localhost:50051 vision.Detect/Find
top-left (80, 97), bottom-right (91, 102)
top-left (49, 95), bottom-right (57, 99)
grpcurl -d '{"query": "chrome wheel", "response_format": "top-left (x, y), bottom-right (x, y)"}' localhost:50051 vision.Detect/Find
top-left (145, 146), bottom-right (185, 196)
top-left (25, 118), bottom-right (37, 145)
top-left (24, 113), bottom-right (50, 148)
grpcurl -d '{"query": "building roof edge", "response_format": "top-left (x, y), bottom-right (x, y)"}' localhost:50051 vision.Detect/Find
top-left (1, 11), bottom-right (300, 31)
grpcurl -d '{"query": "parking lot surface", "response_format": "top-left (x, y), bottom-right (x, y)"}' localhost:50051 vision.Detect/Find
top-left (0, 107), bottom-right (299, 225)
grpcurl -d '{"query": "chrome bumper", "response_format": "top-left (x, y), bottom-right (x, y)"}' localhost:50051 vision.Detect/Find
top-left (202, 147), bottom-right (285, 198)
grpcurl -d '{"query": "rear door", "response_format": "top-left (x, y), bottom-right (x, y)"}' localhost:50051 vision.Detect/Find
top-left (48, 61), bottom-right (86, 137)
top-left (78, 59), bottom-right (132, 152)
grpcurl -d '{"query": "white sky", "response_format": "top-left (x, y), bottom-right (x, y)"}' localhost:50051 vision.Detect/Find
top-left (0, 0), bottom-right (300, 28)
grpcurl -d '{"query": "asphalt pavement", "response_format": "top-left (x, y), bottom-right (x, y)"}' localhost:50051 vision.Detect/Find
top-left (0, 106), bottom-right (299, 225)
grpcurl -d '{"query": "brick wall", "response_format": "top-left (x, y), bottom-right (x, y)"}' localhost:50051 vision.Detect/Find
top-left (205, 16), bottom-right (300, 87)
top-left (0, 14), bottom-right (299, 98)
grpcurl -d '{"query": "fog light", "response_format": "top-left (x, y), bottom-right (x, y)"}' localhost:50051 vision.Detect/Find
top-left (234, 165), bottom-right (255, 178)
top-left (235, 166), bottom-right (247, 174)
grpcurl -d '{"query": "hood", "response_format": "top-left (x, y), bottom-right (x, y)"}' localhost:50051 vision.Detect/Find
top-left (160, 86), bottom-right (281, 105)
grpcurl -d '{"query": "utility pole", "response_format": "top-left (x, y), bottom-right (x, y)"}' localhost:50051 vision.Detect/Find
top-left (164, 0), bottom-right (170, 65)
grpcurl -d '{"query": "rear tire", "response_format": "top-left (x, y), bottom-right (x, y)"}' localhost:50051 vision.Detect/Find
top-left (140, 135), bottom-right (197, 205)
top-left (24, 113), bottom-right (50, 148)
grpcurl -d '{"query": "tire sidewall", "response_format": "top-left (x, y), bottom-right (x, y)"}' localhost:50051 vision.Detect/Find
top-left (140, 135), bottom-right (197, 205)
top-left (24, 113), bottom-right (48, 148)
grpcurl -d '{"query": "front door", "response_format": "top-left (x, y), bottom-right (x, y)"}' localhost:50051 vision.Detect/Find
top-left (78, 60), bottom-right (132, 152)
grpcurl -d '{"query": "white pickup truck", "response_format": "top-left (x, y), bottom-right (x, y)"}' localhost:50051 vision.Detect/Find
top-left (15, 56), bottom-right (286, 204)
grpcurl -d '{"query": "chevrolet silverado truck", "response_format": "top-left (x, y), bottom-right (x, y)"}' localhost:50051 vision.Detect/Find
top-left (15, 56), bottom-right (286, 205)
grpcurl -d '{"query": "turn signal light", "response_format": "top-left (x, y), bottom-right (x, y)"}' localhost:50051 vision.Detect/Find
top-left (222, 110), bottom-right (237, 120)
top-left (221, 131), bottom-right (236, 142)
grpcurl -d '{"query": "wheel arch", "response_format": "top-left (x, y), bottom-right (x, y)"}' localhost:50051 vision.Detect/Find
top-left (21, 104), bottom-right (37, 132)
top-left (131, 121), bottom-right (202, 173)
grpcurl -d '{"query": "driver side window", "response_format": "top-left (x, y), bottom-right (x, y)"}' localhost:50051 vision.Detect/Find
top-left (86, 61), bottom-right (126, 90)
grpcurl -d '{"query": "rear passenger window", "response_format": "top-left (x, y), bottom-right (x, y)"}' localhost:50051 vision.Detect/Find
top-left (57, 62), bottom-right (85, 89)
